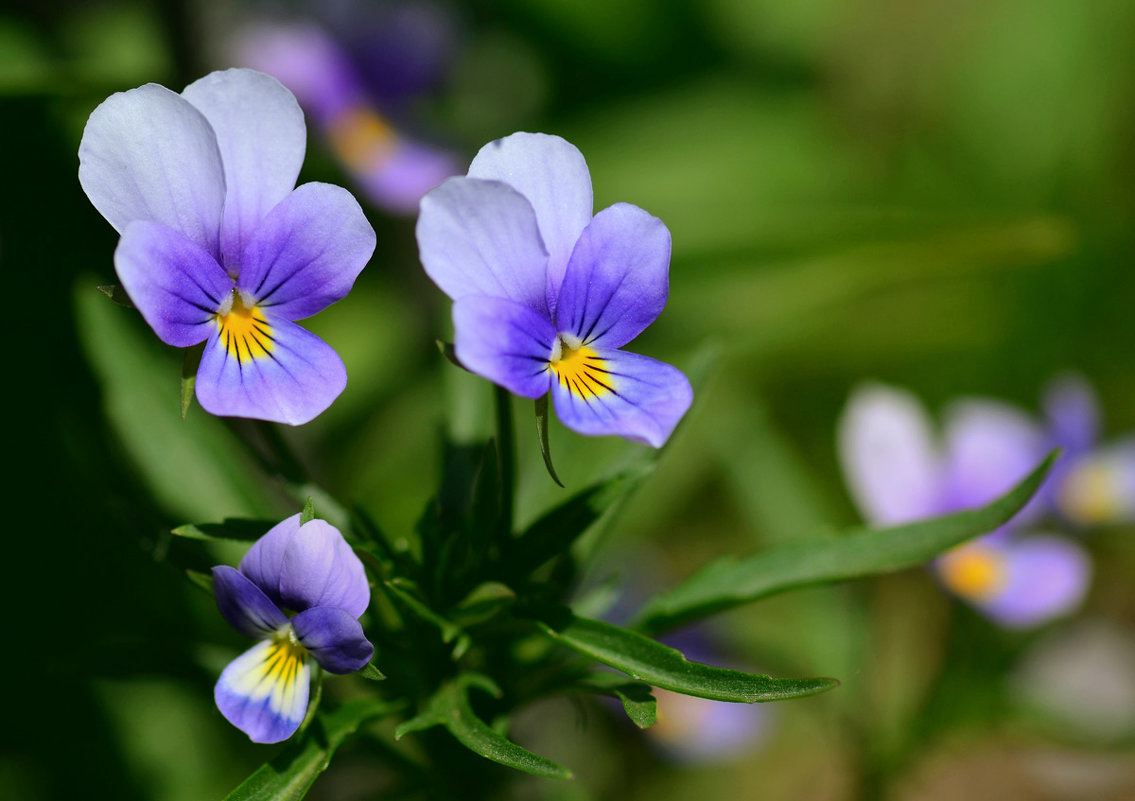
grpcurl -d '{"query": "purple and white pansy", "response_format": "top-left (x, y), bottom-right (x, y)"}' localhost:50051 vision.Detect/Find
top-left (838, 382), bottom-right (1094, 629)
top-left (79, 68), bottom-right (376, 425)
top-left (416, 132), bottom-right (693, 447)
top-left (212, 514), bottom-right (374, 743)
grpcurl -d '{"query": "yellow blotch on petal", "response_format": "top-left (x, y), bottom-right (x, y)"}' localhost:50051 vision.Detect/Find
top-left (217, 293), bottom-right (274, 363)
top-left (1059, 461), bottom-right (1122, 525)
top-left (549, 335), bottom-right (614, 400)
top-left (938, 543), bottom-right (1007, 601)
top-left (327, 106), bottom-right (397, 171)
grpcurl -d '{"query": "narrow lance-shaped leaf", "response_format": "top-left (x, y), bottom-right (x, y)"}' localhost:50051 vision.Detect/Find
top-left (537, 610), bottom-right (838, 703)
top-left (505, 467), bottom-right (651, 578)
top-left (395, 675), bottom-right (572, 780)
top-left (578, 672), bottom-right (657, 729)
top-left (634, 452), bottom-right (1058, 633)
top-left (172, 518), bottom-right (277, 542)
top-left (534, 394), bottom-right (564, 487)
top-left (300, 497), bottom-right (316, 525)
top-left (224, 699), bottom-right (403, 801)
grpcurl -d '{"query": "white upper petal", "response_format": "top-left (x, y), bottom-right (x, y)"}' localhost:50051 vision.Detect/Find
top-left (182, 69), bottom-right (307, 275)
top-left (838, 383), bottom-right (944, 526)
top-left (417, 176), bottom-right (550, 315)
top-left (468, 133), bottom-right (593, 310)
top-left (79, 83), bottom-right (225, 257)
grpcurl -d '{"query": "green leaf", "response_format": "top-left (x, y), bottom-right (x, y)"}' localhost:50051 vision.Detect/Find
top-left (382, 579), bottom-right (461, 643)
top-left (578, 672), bottom-right (657, 729)
top-left (300, 498), bottom-right (316, 525)
top-left (506, 467), bottom-right (650, 577)
top-left (185, 569), bottom-right (214, 595)
top-left (451, 581), bottom-right (516, 626)
top-left (224, 699), bottom-right (402, 801)
top-left (537, 610), bottom-right (837, 702)
top-left (172, 518), bottom-right (276, 543)
top-left (634, 452), bottom-right (1058, 633)
top-left (357, 661), bottom-right (386, 681)
top-left (534, 394), bottom-right (564, 487)
top-left (395, 675), bottom-right (572, 780)
top-left (97, 283), bottom-right (135, 308)
top-left (436, 340), bottom-right (470, 372)
top-left (179, 344), bottom-right (202, 421)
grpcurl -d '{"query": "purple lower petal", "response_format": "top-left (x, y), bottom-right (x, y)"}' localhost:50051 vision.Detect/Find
top-left (452, 295), bottom-right (557, 399)
top-left (215, 637), bottom-right (310, 743)
top-left (194, 313), bottom-right (346, 425)
top-left (555, 203), bottom-right (671, 350)
top-left (979, 536), bottom-right (1092, 628)
top-left (277, 520), bottom-right (371, 618)
top-left (212, 565), bottom-right (288, 638)
top-left (550, 348), bottom-right (692, 448)
top-left (292, 606), bottom-right (374, 674)
top-left (113, 221), bottom-right (231, 347)
top-left (237, 182), bottom-right (376, 321)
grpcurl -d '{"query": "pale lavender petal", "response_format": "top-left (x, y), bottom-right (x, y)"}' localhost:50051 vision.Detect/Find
top-left (550, 348), bottom-right (691, 448)
top-left (649, 689), bottom-right (770, 763)
top-left (182, 69), bottom-right (306, 275)
top-left (1056, 438), bottom-right (1135, 525)
top-left (215, 638), bottom-right (310, 743)
top-left (195, 314), bottom-right (346, 426)
top-left (212, 565), bottom-right (288, 638)
top-left (467, 133), bottom-right (593, 311)
top-left (452, 295), bottom-right (557, 399)
top-left (349, 136), bottom-right (461, 215)
top-left (277, 520), bottom-right (370, 618)
top-left (235, 23), bottom-right (365, 124)
top-left (236, 182), bottom-right (376, 321)
top-left (554, 203), bottom-right (670, 349)
top-left (1043, 373), bottom-right (1100, 456)
top-left (292, 606), bottom-right (375, 674)
top-left (837, 384), bottom-right (945, 526)
top-left (942, 399), bottom-right (1047, 523)
top-left (240, 515), bottom-right (302, 607)
top-left (417, 177), bottom-right (550, 315)
top-left (78, 83), bottom-right (225, 257)
top-left (980, 536), bottom-right (1092, 628)
top-left (113, 221), bottom-right (231, 347)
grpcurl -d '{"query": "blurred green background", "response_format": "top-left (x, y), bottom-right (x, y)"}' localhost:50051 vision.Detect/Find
top-left (4, 0), bottom-right (1134, 799)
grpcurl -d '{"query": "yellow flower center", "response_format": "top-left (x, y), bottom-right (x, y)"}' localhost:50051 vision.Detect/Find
top-left (327, 106), bottom-right (397, 171)
top-left (216, 291), bottom-right (274, 363)
top-left (1059, 462), bottom-right (1118, 525)
top-left (938, 543), bottom-right (1007, 601)
top-left (549, 334), bottom-right (614, 400)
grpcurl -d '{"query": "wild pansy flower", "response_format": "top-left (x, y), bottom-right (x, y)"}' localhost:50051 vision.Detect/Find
top-left (838, 382), bottom-right (1092, 628)
top-left (235, 1), bottom-right (460, 215)
top-left (212, 514), bottom-right (374, 743)
top-left (416, 133), bottom-right (693, 447)
top-left (79, 68), bottom-right (376, 425)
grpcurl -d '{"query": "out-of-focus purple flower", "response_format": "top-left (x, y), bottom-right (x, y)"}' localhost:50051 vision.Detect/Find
top-left (235, 2), bottom-right (461, 215)
top-left (79, 68), bottom-right (376, 425)
top-left (212, 514), bottom-right (374, 743)
top-left (838, 383), bottom-right (1092, 628)
top-left (416, 132), bottom-right (693, 447)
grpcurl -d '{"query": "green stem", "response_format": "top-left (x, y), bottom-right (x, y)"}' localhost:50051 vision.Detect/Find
top-left (494, 385), bottom-right (515, 539)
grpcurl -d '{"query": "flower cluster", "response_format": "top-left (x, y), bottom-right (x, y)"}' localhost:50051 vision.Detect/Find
top-left (838, 376), bottom-right (1132, 627)
top-left (212, 514), bottom-right (374, 743)
top-left (79, 68), bottom-right (376, 425)
top-left (417, 133), bottom-right (693, 447)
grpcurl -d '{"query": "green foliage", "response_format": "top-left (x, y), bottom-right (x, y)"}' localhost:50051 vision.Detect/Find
top-left (634, 453), bottom-right (1058, 633)
top-left (395, 675), bottom-right (572, 780)
top-left (578, 672), bottom-right (658, 728)
top-left (224, 700), bottom-right (402, 801)
top-left (536, 610), bottom-right (838, 702)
